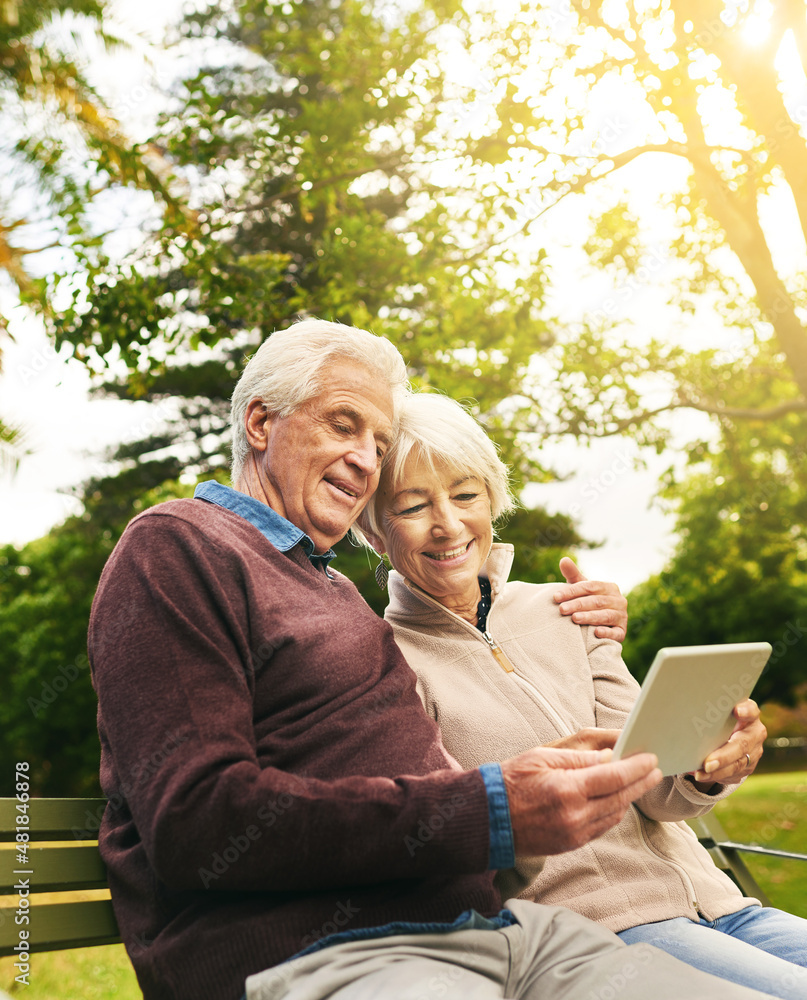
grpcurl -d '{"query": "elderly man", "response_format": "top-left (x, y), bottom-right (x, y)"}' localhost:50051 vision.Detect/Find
top-left (88, 319), bottom-right (772, 1000)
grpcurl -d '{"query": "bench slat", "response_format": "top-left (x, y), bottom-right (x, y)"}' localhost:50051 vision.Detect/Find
top-left (0, 900), bottom-right (121, 955)
top-left (0, 798), bottom-right (107, 841)
top-left (0, 845), bottom-right (108, 893)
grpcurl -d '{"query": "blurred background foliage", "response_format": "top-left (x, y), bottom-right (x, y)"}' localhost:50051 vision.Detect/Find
top-left (3, 0), bottom-right (807, 793)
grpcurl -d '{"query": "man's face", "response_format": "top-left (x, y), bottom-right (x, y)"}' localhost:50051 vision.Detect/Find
top-left (258, 361), bottom-right (395, 553)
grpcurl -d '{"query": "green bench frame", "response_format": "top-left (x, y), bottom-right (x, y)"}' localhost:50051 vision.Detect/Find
top-left (1, 797), bottom-right (805, 957)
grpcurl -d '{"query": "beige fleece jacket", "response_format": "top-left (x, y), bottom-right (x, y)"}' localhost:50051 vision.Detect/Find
top-left (384, 543), bottom-right (758, 932)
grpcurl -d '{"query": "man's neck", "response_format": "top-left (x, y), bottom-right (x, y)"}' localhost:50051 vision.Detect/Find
top-left (232, 465), bottom-right (281, 516)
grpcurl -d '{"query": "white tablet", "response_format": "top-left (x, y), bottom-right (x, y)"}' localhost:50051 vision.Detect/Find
top-left (611, 642), bottom-right (772, 776)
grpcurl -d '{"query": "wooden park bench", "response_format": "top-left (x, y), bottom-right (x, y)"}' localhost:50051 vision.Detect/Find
top-left (0, 797), bottom-right (119, 956)
top-left (1, 796), bottom-right (805, 958)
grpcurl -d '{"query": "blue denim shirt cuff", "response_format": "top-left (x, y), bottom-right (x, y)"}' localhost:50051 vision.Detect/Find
top-left (478, 762), bottom-right (515, 870)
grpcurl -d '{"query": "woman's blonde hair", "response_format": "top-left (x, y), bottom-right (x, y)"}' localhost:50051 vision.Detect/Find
top-left (356, 390), bottom-right (516, 546)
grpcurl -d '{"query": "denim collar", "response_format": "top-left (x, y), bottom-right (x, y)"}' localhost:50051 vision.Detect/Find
top-left (193, 481), bottom-right (337, 570)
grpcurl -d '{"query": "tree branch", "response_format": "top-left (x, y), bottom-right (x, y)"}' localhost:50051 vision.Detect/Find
top-left (515, 393), bottom-right (807, 441)
top-left (680, 397), bottom-right (807, 421)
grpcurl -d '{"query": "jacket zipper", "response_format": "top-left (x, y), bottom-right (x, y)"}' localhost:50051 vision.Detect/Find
top-left (632, 807), bottom-right (700, 913)
top-left (405, 582), bottom-right (574, 736)
top-left (480, 629), bottom-right (515, 673)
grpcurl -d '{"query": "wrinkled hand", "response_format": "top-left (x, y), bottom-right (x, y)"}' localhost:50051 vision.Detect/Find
top-left (543, 728), bottom-right (620, 752)
top-left (500, 745), bottom-right (661, 857)
top-left (554, 557), bottom-right (628, 642)
top-left (691, 699), bottom-right (766, 787)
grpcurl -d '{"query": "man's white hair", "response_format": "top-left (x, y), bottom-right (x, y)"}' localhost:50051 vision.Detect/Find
top-left (356, 391), bottom-right (516, 546)
top-left (230, 319), bottom-right (410, 483)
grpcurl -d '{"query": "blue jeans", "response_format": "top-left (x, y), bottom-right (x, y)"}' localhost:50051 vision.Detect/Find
top-left (618, 905), bottom-right (807, 1000)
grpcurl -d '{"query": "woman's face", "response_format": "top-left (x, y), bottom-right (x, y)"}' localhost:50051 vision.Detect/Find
top-left (376, 452), bottom-right (493, 608)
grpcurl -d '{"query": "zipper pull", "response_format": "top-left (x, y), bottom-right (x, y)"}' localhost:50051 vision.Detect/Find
top-left (482, 630), bottom-right (514, 673)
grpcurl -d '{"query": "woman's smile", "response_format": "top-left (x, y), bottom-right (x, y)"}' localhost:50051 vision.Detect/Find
top-left (423, 540), bottom-right (474, 562)
top-left (376, 453), bottom-right (493, 620)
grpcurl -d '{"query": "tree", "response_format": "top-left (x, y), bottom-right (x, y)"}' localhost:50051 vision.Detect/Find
top-left (340, 0), bottom-right (807, 703)
top-left (443, 0), bottom-right (807, 450)
top-left (52, 0), bottom-right (556, 479)
top-left (623, 454), bottom-right (807, 706)
top-left (0, 524), bottom-right (113, 796)
top-left (38, 2), bottom-right (807, 700)
top-left (0, 0), bottom-right (183, 329)
top-left (483, 0), bottom-right (807, 704)
top-left (43, 0), bottom-right (576, 577)
top-left (2, 0), bottom-right (597, 794)
top-left (0, 0), bottom-right (191, 467)
top-left (0, 417), bottom-right (26, 472)
top-left (54, 1), bottom-right (807, 481)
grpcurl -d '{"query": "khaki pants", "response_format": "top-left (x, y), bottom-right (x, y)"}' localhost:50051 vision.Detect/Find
top-left (246, 900), bottom-right (774, 1000)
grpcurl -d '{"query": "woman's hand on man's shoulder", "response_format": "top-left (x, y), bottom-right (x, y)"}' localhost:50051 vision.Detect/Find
top-left (552, 557), bottom-right (628, 642)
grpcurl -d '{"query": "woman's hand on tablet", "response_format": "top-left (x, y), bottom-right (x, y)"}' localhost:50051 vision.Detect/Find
top-left (692, 699), bottom-right (766, 785)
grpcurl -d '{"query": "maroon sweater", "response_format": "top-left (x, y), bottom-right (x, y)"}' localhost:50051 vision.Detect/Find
top-left (88, 499), bottom-right (499, 1000)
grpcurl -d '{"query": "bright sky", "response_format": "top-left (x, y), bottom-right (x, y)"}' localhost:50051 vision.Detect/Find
top-left (6, 0), bottom-right (788, 594)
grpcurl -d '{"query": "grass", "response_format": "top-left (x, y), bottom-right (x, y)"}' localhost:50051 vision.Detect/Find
top-left (713, 769), bottom-right (807, 918)
top-left (0, 942), bottom-right (140, 999)
top-left (2, 770), bottom-right (805, 997)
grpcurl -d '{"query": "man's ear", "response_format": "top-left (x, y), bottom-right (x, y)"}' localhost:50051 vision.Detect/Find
top-left (244, 399), bottom-right (271, 451)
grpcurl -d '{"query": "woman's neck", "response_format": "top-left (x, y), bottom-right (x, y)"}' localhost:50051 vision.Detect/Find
top-left (418, 581), bottom-right (482, 625)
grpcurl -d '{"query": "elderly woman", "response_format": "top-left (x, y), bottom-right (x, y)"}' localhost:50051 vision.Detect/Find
top-left (357, 390), bottom-right (807, 1000)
